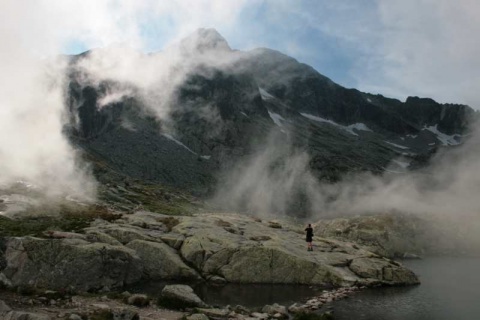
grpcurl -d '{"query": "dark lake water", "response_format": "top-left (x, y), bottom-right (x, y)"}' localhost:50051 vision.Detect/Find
top-left (129, 281), bottom-right (321, 308)
top-left (330, 257), bottom-right (480, 320)
top-left (130, 257), bottom-right (480, 319)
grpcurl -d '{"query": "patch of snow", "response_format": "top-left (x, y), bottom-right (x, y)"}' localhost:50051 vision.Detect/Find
top-left (15, 180), bottom-right (34, 188)
top-left (259, 87), bottom-right (275, 100)
top-left (300, 113), bottom-right (337, 125)
top-left (423, 124), bottom-right (462, 146)
top-left (268, 110), bottom-right (285, 127)
top-left (162, 134), bottom-right (197, 155)
top-left (393, 159), bottom-right (410, 169)
top-left (400, 137), bottom-right (405, 141)
top-left (201, 155), bottom-right (211, 160)
top-left (428, 142), bottom-right (436, 146)
top-left (367, 98), bottom-right (372, 103)
top-left (385, 141), bottom-right (410, 150)
top-left (98, 89), bottom-right (133, 108)
top-left (347, 123), bottom-right (372, 133)
top-left (382, 168), bottom-right (404, 174)
top-left (65, 195), bottom-right (89, 206)
top-left (240, 112), bottom-right (249, 118)
top-left (300, 113), bottom-right (372, 136)
top-left (120, 118), bottom-right (136, 131)
top-left (406, 134), bottom-right (418, 139)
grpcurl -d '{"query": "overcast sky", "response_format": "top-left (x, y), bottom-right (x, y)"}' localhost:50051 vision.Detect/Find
top-left (5, 0), bottom-right (480, 108)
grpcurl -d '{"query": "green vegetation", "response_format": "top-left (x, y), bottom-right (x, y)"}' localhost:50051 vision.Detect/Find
top-left (0, 204), bottom-right (121, 237)
top-left (98, 180), bottom-right (206, 216)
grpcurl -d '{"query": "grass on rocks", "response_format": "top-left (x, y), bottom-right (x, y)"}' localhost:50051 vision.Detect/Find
top-left (0, 204), bottom-right (121, 237)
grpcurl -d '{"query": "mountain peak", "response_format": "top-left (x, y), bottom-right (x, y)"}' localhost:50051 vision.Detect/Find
top-left (179, 28), bottom-right (231, 53)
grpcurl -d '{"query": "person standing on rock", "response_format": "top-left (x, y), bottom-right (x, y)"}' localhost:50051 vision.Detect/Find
top-left (305, 223), bottom-right (314, 251)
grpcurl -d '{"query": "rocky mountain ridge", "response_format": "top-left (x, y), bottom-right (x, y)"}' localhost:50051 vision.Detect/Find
top-left (64, 28), bottom-right (476, 205)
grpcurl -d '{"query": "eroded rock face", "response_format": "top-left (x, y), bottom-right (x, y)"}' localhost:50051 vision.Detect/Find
top-left (1, 237), bottom-right (142, 291)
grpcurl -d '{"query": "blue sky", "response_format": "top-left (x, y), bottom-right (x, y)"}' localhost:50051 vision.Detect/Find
top-left (58, 0), bottom-right (480, 108)
top-left (64, 1), bottom-right (370, 92)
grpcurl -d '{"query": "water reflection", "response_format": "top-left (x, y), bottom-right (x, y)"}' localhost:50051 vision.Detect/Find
top-left (195, 283), bottom-right (321, 308)
top-left (330, 257), bottom-right (480, 320)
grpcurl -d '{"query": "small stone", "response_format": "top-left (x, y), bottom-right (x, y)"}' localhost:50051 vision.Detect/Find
top-left (186, 313), bottom-right (209, 320)
top-left (91, 303), bottom-right (111, 311)
top-left (268, 222), bottom-right (282, 229)
top-left (197, 308), bottom-right (230, 318)
top-left (112, 308), bottom-right (139, 320)
top-left (0, 299), bottom-right (12, 312)
top-left (37, 297), bottom-right (48, 304)
top-left (159, 284), bottom-right (207, 309)
top-left (68, 314), bottom-right (82, 320)
top-left (262, 303), bottom-right (287, 317)
top-left (208, 275), bottom-right (227, 284)
top-left (234, 305), bottom-right (251, 315)
top-left (0, 273), bottom-right (12, 288)
top-left (127, 294), bottom-right (149, 307)
top-left (250, 312), bottom-right (269, 319)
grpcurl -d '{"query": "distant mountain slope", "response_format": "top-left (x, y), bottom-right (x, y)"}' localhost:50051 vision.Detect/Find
top-left (64, 28), bottom-right (477, 197)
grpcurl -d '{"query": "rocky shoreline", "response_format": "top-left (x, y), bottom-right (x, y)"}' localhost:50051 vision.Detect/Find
top-left (0, 211), bottom-right (420, 319)
top-left (0, 282), bottom-right (366, 320)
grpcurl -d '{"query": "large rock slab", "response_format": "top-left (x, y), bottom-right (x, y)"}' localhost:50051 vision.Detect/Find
top-left (1, 237), bottom-right (142, 291)
top-left (173, 213), bottom-right (419, 286)
top-left (315, 214), bottom-right (426, 258)
top-left (126, 240), bottom-right (199, 280)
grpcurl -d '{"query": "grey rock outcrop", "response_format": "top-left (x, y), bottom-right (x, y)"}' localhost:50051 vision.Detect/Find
top-left (1, 237), bottom-right (142, 291)
top-left (315, 213), bottom-right (480, 258)
top-left (173, 213), bottom-right (419, 286)
top-left (0, 212), bottom-right (419, 294)
top-left (126, 240), bottom-right (199, 280)
top-left (315, 214), bottom-right (426, 258)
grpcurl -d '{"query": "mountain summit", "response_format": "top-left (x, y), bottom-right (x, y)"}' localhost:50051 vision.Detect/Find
top-left (178, 28), bottom-right (231, 53)
top-left (65, 29), bottom-right (476, 213)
